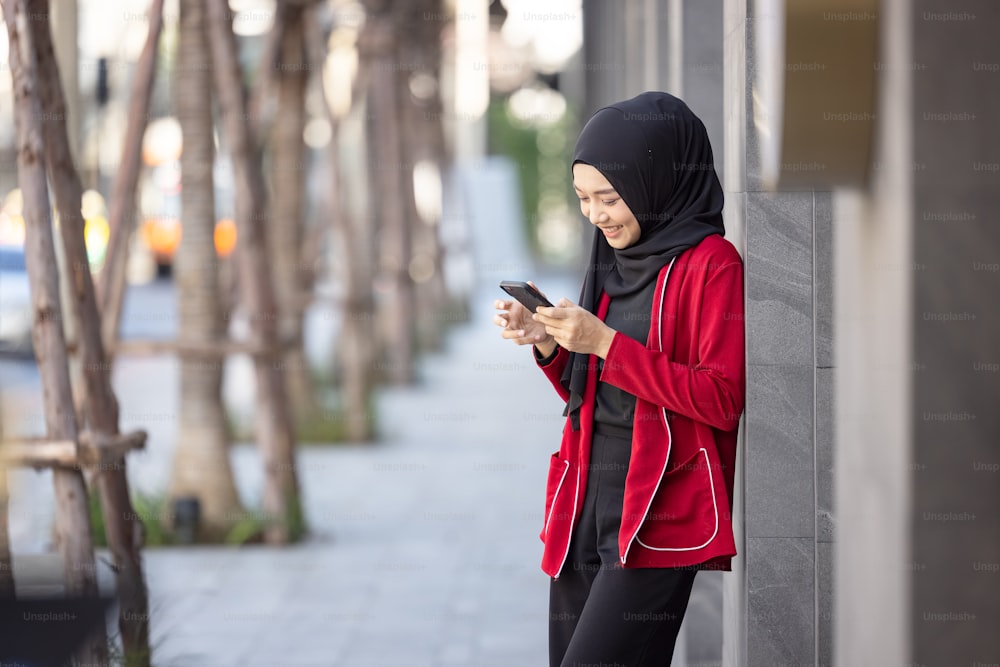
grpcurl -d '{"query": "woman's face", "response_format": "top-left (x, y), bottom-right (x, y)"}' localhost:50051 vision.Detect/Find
top-left (572, 163), bottom-right (641, 250)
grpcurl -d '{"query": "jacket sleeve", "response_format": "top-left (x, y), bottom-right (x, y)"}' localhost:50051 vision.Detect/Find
top-left (535, 345), bottom-right (571, 402)
top-left (598, 261), bottom-right (745, 431)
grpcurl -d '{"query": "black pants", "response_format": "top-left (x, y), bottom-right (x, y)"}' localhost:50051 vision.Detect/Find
top-left (549, 431), bottom-right (698, 667)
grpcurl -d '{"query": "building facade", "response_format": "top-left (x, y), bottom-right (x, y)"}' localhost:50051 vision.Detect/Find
top-left (577, 0), bottom-right (999, 665)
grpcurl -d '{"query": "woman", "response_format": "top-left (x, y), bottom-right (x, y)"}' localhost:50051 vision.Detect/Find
top-left (493, 92), bottom-right (745, 666)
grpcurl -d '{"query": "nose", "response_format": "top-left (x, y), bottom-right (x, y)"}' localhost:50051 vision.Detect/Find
top-left (588, 204), bottom-right (605, 225)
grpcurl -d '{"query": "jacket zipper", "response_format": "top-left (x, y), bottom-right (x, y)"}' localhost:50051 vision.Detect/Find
top-left (622, 258), bottom-right (676, 566)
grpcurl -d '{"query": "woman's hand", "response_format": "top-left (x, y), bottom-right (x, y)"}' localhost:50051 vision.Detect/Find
top-left (533, 298), bottom-right (617, 359)
top-left (494, 282), bottom-right (556, 355)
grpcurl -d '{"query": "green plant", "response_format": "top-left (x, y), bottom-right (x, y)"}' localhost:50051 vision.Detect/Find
top-left (224, 405), bottom-right (255, 443)
top-left (488, 97), bottom-right (541, 245)
top-left (223, 513), bottom-right (266, 545)
top-left (89, 490), bottom-right (175, 548)
top-left (131, 492), bottom-right (174, 546)
top-left (221, 495), bottom-right (306, 545)
top-left (283, 491), bottom-right (307, 543)
top-left (225, 389), bottom-right (379, 445)
top-left (105, 635), bottom-right (153, 667)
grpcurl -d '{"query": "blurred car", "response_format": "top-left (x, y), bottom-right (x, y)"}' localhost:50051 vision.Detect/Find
top-left (139, 117), bottom-right (237, 270)
top-left (0, 188), bottom-right (113, 358)
top-left (138, 200), bottom-right (237, 269)
top-left (0, 246), bottom-right (33, 357)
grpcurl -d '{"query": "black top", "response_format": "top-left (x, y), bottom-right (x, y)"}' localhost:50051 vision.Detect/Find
top-left (593, 281), bottom-right (656, 438)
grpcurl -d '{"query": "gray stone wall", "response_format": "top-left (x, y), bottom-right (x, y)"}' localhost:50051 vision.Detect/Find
top-left (723, 0), bottom-right (835, 664)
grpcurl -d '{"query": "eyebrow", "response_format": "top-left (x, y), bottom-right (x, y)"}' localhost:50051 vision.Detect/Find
top-left (573, 185), bottom-right (618, 195)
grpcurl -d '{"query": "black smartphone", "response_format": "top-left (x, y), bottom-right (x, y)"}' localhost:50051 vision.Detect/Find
top-left (499, 280), bottom-right (554, 313)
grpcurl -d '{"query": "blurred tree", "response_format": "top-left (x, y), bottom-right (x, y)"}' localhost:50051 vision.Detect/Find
top-left (305, 11), bottom-right (378, 441)
top-left (361, 0), bottom-right (415, 384)
top-left (265, 2), bottom-right (319, 423)
top-left (206, 0), bottom-right (304, 543)
top-left (169, 0), bottom-right (246, 540)
top-left (397, 0), bottom-right (451, 351)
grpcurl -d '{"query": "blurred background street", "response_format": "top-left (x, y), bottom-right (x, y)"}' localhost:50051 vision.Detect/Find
top-left (1, 1), bottom-right (733, 663)
top-left (3, 0), bottom-right (998, 665)
top-left (2, 141), bottom-right (725, 662)
top-left (2, 166), bottom-right (719, 665)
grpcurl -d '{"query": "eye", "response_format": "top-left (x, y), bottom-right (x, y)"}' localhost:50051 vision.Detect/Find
top-left (602, 199), bottom-right (619, 206)
top-left (578, 197), bottom-right (589, 203)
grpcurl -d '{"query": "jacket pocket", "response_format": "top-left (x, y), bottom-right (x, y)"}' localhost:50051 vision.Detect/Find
top-left (541, 452), bottom-right (571, 541)
top-left (634, 448), bottom-right (719, 552)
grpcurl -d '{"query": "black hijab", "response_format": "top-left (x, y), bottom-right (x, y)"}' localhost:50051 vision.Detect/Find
top-left (562, 92), bottom-right (726, 429)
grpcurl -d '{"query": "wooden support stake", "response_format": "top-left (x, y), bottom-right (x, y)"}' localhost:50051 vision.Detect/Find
top-left (0, 430), bottom-right (147, 470)
top-left (2, 1), bottom-right (109, 662)
top-left (0, 461), bottom-right (14, 599)
top-left (206, 0), bottom-right (304, 544)
top-left (29, 0), bottom-right (153, 661)
top-left (112, 337), bottom-right (290, 359)
top-left (97, 0), bottom-right (167, 357)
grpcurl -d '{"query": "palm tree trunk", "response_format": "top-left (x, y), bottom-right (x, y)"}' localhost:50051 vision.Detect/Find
top-left (2, 1), bottom-right (108, 662)
top-left (206, 0), bottom-right (303, 543)
top-left (398, 0), bottom-right (450, 350)
top-left (362, 12), bottom-right (415, 384)
top-left (268, 3), bottom-right (318, 424)
top-left (331, 117), bottom-right (377, 440)
top-left (170, 0), bottom-right (245, 542)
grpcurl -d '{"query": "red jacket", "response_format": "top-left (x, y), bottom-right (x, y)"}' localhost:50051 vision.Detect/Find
top-left (536, 234), bottom-right (745, 577)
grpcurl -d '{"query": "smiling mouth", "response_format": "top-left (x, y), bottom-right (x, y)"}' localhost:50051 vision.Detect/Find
top-left (601, 225), bottom-right (623, 234)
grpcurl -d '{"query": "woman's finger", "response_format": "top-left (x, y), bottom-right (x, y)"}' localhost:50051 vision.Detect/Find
top-left (534, 308), bottom-right (565, 324)
top-left (551, 334), bottom-right (573, 351)
top-left (500, 328), bottom-right (542, 345)
top-left (542, 323), bottom-right (569, 341)
top-left (536, 305), bottom-right (574, 320)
